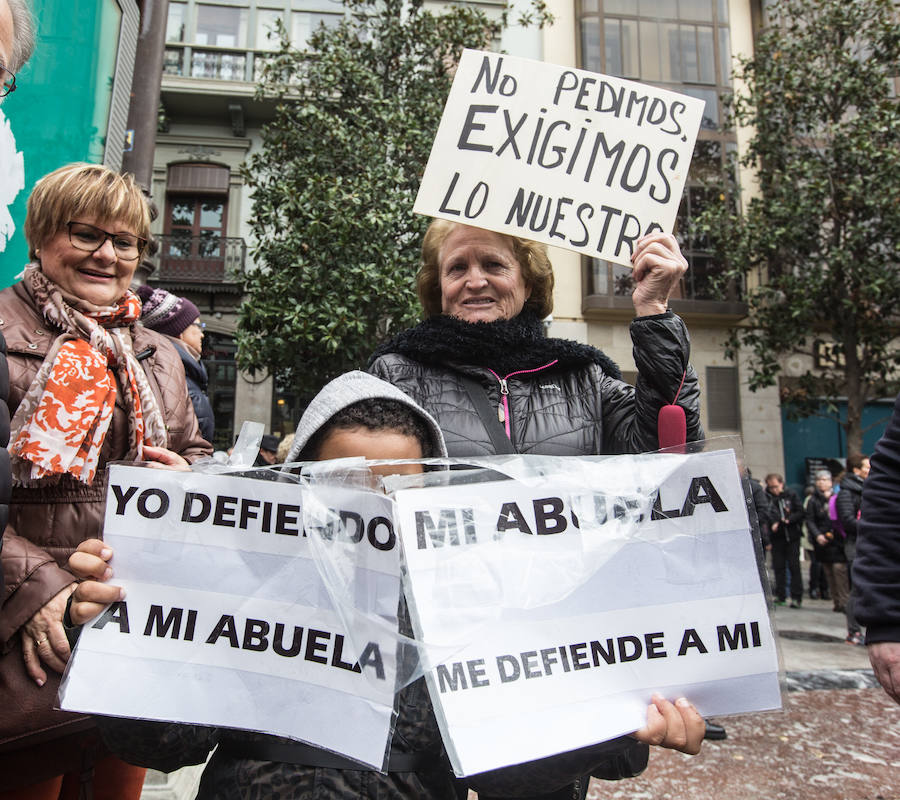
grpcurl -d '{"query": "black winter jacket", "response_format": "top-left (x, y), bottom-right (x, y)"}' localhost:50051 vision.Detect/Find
top-left (171, 339), bottom-right (214, 444)
top-left (369, 311), bottom-right (702, 456)
top-left (855, 392), bottom-right (900, 643)
top-left (767, 487), bottom-right (804, 543)
top-left (748, 476), bottom-right (773, 547)
top-left (805, 490), bottom-right (845, 563)
top-left (837, 473), bottom-right (864, 560)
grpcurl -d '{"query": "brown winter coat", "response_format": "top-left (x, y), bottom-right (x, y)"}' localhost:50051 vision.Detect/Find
top-left (0, 281), bottom-right (211, 770)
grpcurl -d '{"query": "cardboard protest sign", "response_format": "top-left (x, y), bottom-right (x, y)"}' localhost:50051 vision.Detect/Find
top-left (414, 49), bottom-right (705, 266)
top-left (393, 449), bottom-right (780, 777)
top-left (59, 466), bottom-right (402, 769)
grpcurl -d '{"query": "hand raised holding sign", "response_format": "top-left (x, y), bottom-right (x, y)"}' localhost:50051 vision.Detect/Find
top-left (631, 232), bottom-right (688, 318)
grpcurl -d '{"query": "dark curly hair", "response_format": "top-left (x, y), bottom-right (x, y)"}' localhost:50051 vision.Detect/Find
top-left (300, 398), bottom-right (437, 460)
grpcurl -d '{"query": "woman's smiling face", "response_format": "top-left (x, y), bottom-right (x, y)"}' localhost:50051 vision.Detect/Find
top-left (438, 226), bottom-right (531, 323)
top-left (38, 217), bottom-right (141, 306)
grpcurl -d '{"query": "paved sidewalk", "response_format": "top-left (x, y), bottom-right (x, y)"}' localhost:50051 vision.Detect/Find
top-left (588, 598), bottom-right (898, 800)
top-left (773, 596), bottom-right (873, 673)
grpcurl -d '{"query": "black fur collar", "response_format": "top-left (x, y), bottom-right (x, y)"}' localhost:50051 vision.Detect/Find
top-left (369, 311), bottom-right (621, 378)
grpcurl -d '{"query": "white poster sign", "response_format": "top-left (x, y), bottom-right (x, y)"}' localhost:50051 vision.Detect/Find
top-left (59, 466), bottom-right (402, 769)
top-left (393, 449), bottom-right (781, 777)
top-left (414, 49), bottom-right (706, 266)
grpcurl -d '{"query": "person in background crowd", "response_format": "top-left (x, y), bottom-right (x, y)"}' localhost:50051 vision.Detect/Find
top-left (136, 285), bottom-right (214, 444)
top-left (275, 432), bottom-right (295, 463)
top-left (802, 477), bottom-right (829, 601)
top-left (0, 0), bottom-right (37, 615)
top-left (254, 433), bottom-right (280, 466)
top-left (855, 393), bottom-right (900, 704)
top-left (765, 473), bottom-right (804, 608)
top-left (746, 468), bottom-right (773, 550)
top-left (805, 470), bottom-right (847, 612)
top-left (369, 219), bottom-right (709, 794)
top-left (0, 163), bottom-right (212, 799)
top-left (837, 453), bottom-right (870, 646)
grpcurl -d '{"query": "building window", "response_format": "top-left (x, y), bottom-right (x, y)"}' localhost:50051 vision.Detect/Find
top-left (706, 366), bottom-right (741, 430)
top-left (166, 1), bottom-right (186, 42)
top-left (195, 4), bottom-right (248, 48)
top-left (578, 0), bottom-right (736, 304)
top-left (256, 8), bottom-right (283, 49)
top-left (164, 2), bottom-right (345, 81)
top-left (290, 11), bottom-right (342, 49)
top-left (160, 196), bottom-right (227, 280)
top-left (202, 332), bottom-right (237, 451)
top-left (164, 2), bottom-right (249, 80)
top-left (157, 163), bottom-right (233, 282)
top-left (168, 197), bottom-right (226, 252)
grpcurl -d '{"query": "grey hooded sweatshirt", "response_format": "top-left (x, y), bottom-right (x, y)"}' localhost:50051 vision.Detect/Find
top-left (284, 370), bottom-right (446, 464)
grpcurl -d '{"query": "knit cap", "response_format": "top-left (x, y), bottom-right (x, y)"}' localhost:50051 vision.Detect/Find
top-left (260, 434), bottom-right (280, 453)
top-left (137, 284), bottom-right (200, 337)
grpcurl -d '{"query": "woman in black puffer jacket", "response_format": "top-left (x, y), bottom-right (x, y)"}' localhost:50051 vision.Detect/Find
top-left (369, 219), bottom-right (705, 799)
top-left (370, 220), bottom-right (701, 459)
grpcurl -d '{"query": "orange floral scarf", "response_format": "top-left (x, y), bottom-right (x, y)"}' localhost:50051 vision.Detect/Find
top-left (9, 266), bottom-right (168, 485)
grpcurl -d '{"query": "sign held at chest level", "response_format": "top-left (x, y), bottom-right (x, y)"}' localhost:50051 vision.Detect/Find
top-left (392, 449), bottom-right (781, 777)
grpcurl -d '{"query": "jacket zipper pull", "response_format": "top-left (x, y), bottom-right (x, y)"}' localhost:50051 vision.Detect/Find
top-left (498, 378), bottom-right (509, 422)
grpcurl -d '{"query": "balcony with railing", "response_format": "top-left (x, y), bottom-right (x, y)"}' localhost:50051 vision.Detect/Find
top-left (155, 234), bottom-right (246, 286)
top-left (164, 43), bottom-right (275, 84)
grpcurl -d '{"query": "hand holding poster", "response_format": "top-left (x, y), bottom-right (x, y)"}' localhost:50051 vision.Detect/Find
top-left (414, 49), bottom-right (705, 266)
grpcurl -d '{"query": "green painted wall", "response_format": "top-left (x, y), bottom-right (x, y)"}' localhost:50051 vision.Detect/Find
top-left (0, 0), bottom-right (122, 286)
top-left (781, 401), bottom-right (893, 492)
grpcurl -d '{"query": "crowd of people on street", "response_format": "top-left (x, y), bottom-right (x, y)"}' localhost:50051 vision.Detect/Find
top-left (2, 1), bottom-right (899, 798)
top-left (750, 456), bottom-right (872, 648)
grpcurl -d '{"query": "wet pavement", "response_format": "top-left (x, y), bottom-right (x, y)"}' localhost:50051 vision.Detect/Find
top-left (589, 598), bottom-right (899, 800)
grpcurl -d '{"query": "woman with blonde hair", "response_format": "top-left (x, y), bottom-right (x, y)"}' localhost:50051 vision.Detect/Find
top-left (0, 163), bottom-right (212, 799)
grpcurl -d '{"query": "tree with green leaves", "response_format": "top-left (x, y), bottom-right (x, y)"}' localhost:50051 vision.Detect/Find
top-left (238, 0), bottom-right (549, 399)
top-left (700, 0), bottom-right (900, 454)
